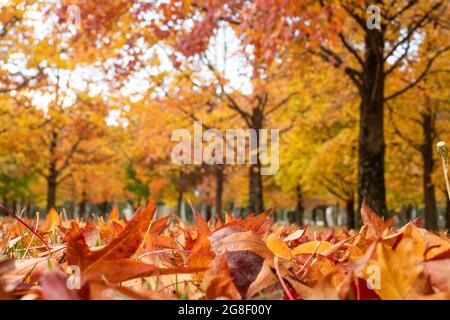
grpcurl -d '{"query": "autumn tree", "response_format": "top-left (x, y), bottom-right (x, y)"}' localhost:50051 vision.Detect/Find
top-left (310, 1), bottom-right (449, 218)
top-left (387, 54), bottom-right (450, 229)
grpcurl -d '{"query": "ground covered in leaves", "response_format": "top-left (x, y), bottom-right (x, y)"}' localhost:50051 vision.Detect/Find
top-left (0, 200), bottom-right (449, 300)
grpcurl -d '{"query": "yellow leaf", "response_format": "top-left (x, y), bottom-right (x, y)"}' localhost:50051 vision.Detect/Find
top-left (369, 237), bottom-right (422, 300)
top-left (291, 241), bottom-right (333, 256)
top-left (41, 208), bottom-right (59, 232)
top-left (266, 233), bottom-right (291, 259)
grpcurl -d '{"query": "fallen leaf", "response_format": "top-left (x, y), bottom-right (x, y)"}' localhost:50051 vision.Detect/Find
top-left (360, 200), bottom-right (386, 240)
top-left (201, 252), bottom-right (241, 300)
top-left (266, 233), bottom-right (292, 259)
top-left (369, 237), bottom-right (422, 300)
top-left (422, 259), bottom-right (450, 292)
top-left (66, 199), bottom-right (156, 284)
top-left (39, 270), bottom-right (81, 300)
top-left (291, 240), bottom-right (333, 256)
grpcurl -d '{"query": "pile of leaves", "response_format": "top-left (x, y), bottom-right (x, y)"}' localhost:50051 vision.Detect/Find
top-left (0, 200), bottom-right (449, 300)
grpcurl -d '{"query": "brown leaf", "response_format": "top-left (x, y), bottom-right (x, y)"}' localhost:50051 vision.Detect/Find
top-left (211, 230), bottom-right (273, 260)
top-left (66, 200), bottom-right (156, 283)
top-left (360, 200), bottom-right (386, 240)
top-left (220, 210), bottom-right (272, 235)
top-left (245, 260), bottom-right (278, 299)
top-left (201, 252), bottom-right (241, 300)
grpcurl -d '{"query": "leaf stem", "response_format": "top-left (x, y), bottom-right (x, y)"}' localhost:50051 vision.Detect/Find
top-left (0, 203), bottom-right (50, 253)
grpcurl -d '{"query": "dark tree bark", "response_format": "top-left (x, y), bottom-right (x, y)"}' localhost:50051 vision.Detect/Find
top-left (321, 206), bottom-right (328, 227)
top-left (249, 163), bottom-right (264, 213)
top-left (316, 1), bottom-right (447, 221)
top-left (215, 164), bottom-right (224, 220)
top-left (249, 107), bottom-right (264, 214)
top-left (357, 29), bottom-right (388, 219)
top-left (46, 168), bottom-right (57, 212)
top-left (346, 197), bottom-right (355, 229)
top-left (46, 130), bottom-right (58, 213)
top-left (272, 210), bottom-right (278, 222)
top-left (295, 183), bottom-right (304, 226)
top-left (205, 204), bottom-right (212, 221)
top-left (312, 208), bottom-right (317, 225)
top-left (78, 190), bottom-right (88, 219)
top-left (405, 204), bottom-right (413, 222)
top-left (421, 113), bottom-right (438, 230)
top-left (176, 189), bottom-right (183, 217)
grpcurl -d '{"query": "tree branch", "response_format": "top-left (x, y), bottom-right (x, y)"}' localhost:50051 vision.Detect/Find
top-left (385, 46), bottom-right (450, 101)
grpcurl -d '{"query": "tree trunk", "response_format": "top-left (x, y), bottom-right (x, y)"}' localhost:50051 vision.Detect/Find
top-left (205, 204), bottom-right (212, 221)
top-left (79, 190), bottom-right (87, 219)
top-left (78, 200), bottom-right (87, 218)
top-left (46, 130), bottom-right (59, 213)
top-left (346, 197), bottom-right (355, 229)
top-left (312, 208), bottom-right (317, 226)
top-left (405, 204), bottom-right (413, 222)
top-left (176, 189), bottom-right (183, 217)
top-left (421, 113), bottom-right (438, 230)
top-left (46, 170), bottom-right (57, 213)
top-left (271, 210), bottom-right (277, 222)
top-left (248, 107), bottom-right (264, 214)
top-left (322, 206), bottom-right (328, 227)
top-left (215, 165), bottom-right (224, 221)
top-left (357, 29), bottom-right (387, 219)
top-left (295, 183), bottom-right (304, 226)
top-left (249, 163), bottom-right (264, 213)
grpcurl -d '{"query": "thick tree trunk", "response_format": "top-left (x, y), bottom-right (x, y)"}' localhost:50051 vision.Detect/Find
top-left (46, 170), bottom-right (57, 213)
top-left (248, 108), bottom-right (264, 214)
top-left (346, 197), bottom-right (355, 229)
top-left (422, 113), bottom-right (438, 230)
top-left (249, 163), bottom-right (264, 213)
top-left (357, 30), bottom-right (387, 218)
top-left (215, 165), bottom-right (224, 220)
top-left (295, 183), bottom-right (304, 226)
top-left (46, 131), bottom-right (59, 213)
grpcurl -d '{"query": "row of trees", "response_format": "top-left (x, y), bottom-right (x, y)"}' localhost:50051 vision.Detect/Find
top-left (0, 1), bottom-right (449, 229)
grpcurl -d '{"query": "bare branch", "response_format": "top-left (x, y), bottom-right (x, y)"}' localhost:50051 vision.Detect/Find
top-left (338, 32), bottom-right (365, 69)
top-left (384, 2), bottom-right (444, 61)
top-left (385, 46), bottom-right (450, 101)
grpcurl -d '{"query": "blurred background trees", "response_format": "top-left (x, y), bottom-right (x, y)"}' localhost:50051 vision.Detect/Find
top-left (0, 0), bottom-right (449, 230)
